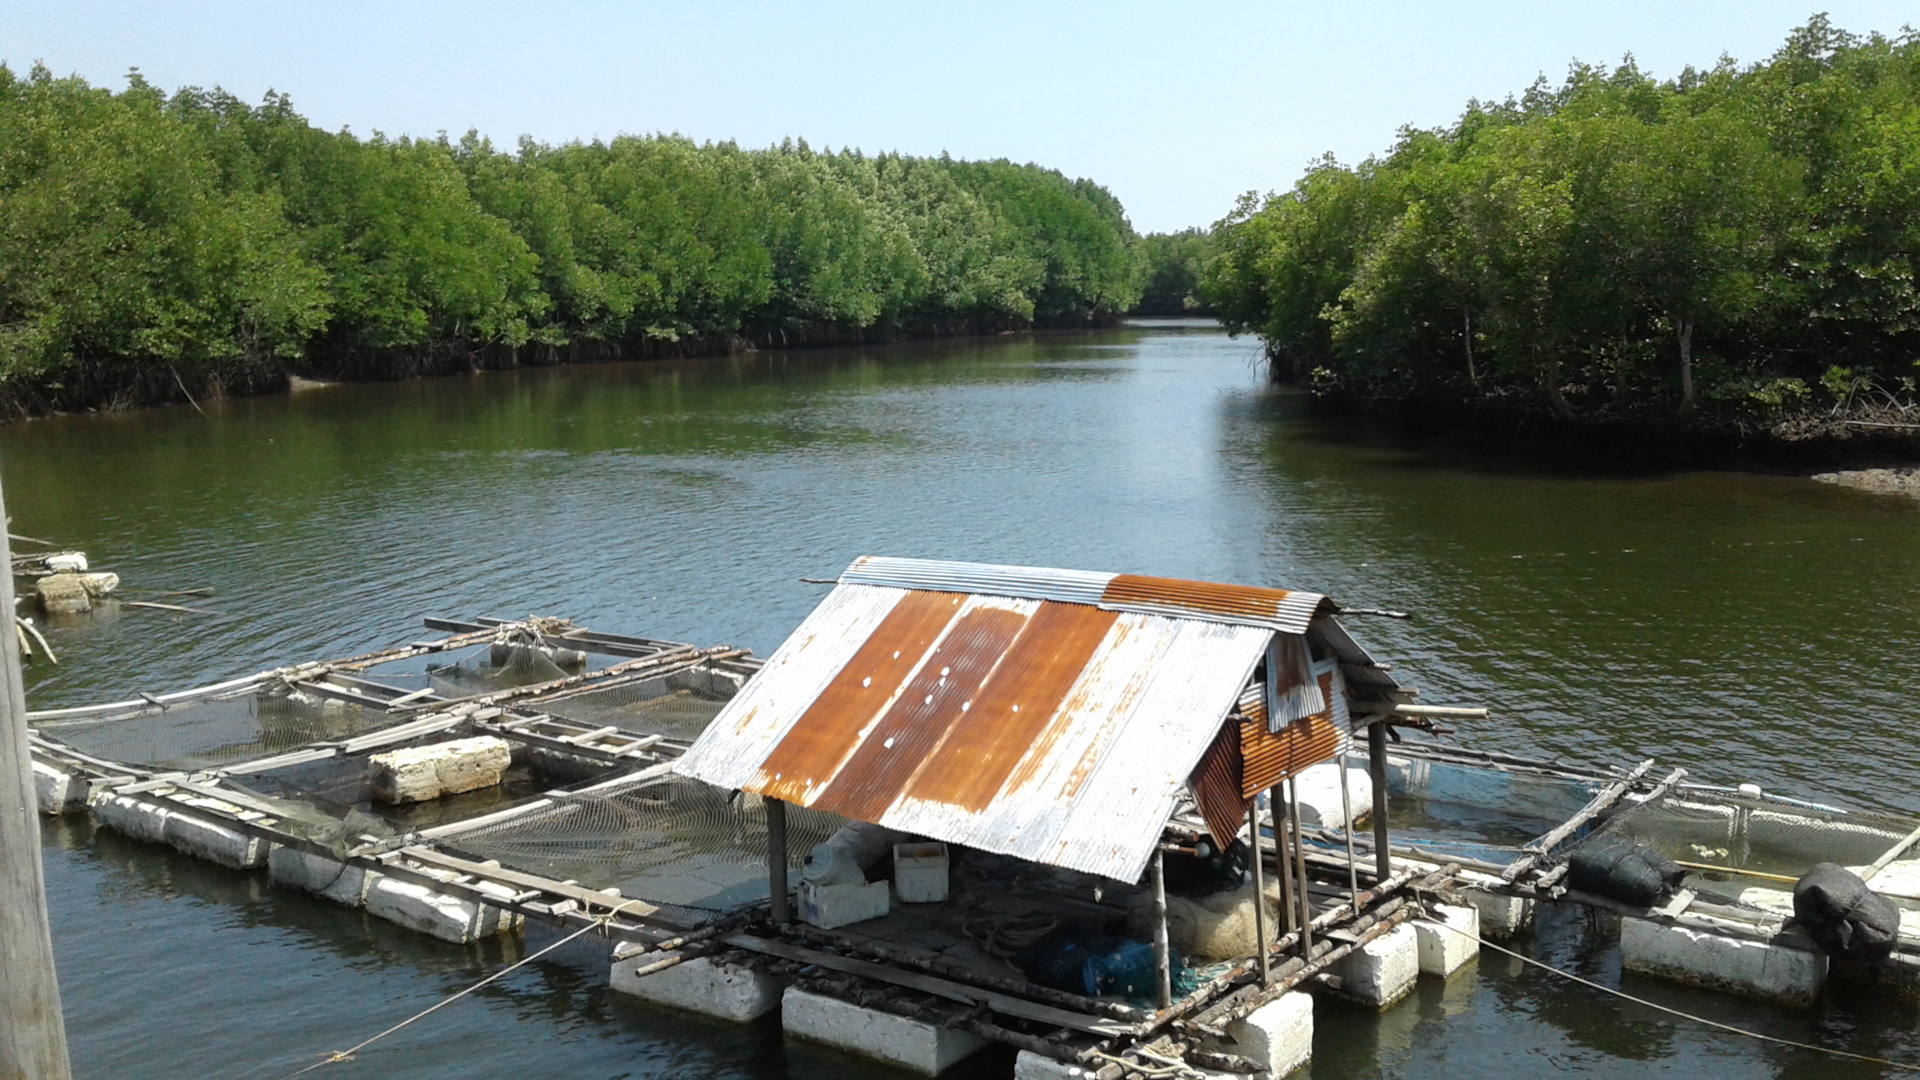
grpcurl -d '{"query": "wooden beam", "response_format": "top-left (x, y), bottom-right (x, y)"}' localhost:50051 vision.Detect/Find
top-left (718, 933), bottom-right (1137, 1037)
top-left (1368, 722), bottom-right (1391, 880)
top-left (767, 798), bottom-right (789, 925)
top-left (0, 487), bottom-right (72, 1080)
top-left (1502, 759), bottom-right (1656, 882)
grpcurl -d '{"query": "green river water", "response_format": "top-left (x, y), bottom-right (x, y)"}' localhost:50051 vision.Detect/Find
top-left (10, 320), bottom-right (1920, 1078)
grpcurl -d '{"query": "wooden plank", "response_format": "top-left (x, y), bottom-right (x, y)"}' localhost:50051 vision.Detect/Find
top-left (397, 846), bottom-right (696, 929)
top-left (414, 798), bottom-right (562, 839)
top-left (562, 725), bottom-right (622, 746)
top-left (1864, 821), bottom-right (1920, 882)
top-left (717, 933), bottom-right (1136, 1037)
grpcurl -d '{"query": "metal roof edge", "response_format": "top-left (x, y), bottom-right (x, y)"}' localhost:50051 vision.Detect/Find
top-left (841, 555), bottom-right (1334, 635)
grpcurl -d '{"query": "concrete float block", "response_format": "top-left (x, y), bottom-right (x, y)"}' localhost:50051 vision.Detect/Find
top-left (269, 846), bottom-right (374, 907)
top-left (365, 869), bottom-right (521, 944)
top-left (76, 571), bottom-right (119, 598)
top-left (783, 987), bottom-right (987, 1075)
top-left (1330, 924), bottom-right (1419, 1008)
top-left (33, 760), bottom-right (88, 815)
top-left (1619, 917), bottom-right (1826, 1006)
top-left (36, 573), bottom-right (91, 614)
top-left (1461, 887), bottom-right (1533, 939)
top-left (610, 955), bottom-right (783, 1021)
top-left (1205, 990), bottom-right (1314, 1077)
top-left (369, 735), bottom-right (511, 804)
top-left (164, 800), bottom-right (269, 869)
top-left (90, 790), bottom-right (172, 843)
top-left (1414, 903), bottom-right (1481, 978)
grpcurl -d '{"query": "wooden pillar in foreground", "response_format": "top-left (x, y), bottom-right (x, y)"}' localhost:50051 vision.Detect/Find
top-left (1368, 721), bottom-right (1392, 881)
top-left (1287, 778), bottom-right (1313, 956)
top-left (1247, 802), bottom-right (1270, 986)
top-left (0, 481), bottom-right (72, 1080)
top-left (766, 797), bottom-right (789, 925)
top-left (1269, 784), bottom-right (1296, 942)
top-left (1151, 849), bottom-right (1172, 1009)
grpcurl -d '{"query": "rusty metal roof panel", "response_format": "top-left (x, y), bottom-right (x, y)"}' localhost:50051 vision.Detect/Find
top-left (674, 572), bottom-right (1272, 881)
top-left (841, 556), bottom-right (1330, 635)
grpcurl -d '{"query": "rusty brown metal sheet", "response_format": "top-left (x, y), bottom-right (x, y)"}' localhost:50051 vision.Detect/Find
top-left (1101, 573), bottom-right (1297, 622)
top-left (1241, 671), bottom-right (1342, 795)
top-left (754, 589), bottom-right (965, 804)
top-left (901, 602), bottom-right (1120, 814)
top-left (808, 602), bottom-right (1030, 822)
top-left (1189, 719), bottom-right (1248, 846)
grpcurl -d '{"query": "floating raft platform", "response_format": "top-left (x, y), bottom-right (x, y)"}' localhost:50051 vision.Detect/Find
top-left (31, 576), bottom-right (1920, 1077)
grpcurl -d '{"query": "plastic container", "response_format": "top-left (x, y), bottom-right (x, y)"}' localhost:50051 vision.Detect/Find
top-left (893, 842), bottom-right (950, 903)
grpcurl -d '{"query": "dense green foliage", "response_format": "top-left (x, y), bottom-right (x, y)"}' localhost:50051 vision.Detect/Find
top-left (0, 65), bottom-right (1140, 409)
top-left (1132, 229), bottom-right (1215, 316)
top-left (1207, 19), bottom-right (1920, 418)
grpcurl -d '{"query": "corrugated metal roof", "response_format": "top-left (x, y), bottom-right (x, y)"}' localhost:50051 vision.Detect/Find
top-left (676, 558), bottom-right (1293, 882)
top-left (841, 556), bottom-right (1333, 635)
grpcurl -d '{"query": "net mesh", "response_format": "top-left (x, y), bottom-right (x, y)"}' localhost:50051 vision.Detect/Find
top-left (527, 676), bottom-right (731, 741)
top-left (443, 773), bottom-right (845, 924)
top-left (1380, 755), bottom-right (1606, 867)
top-left (1577, 789), bottom-right (1911, 888)
top-left (36, 686), bottom-right (407, 771)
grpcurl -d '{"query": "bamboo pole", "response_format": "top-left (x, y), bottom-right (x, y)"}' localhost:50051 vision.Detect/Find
top-left (1152, 848), bottom-right (1172, 1009)
top-left (1269, 784), bottom-right (1297, 941)
top-left (1247, 801), bottom-right (1270, 987)
top-left (1502, 759), bottom-right (1656, 882)
top-left (0, 483), bottom-right (72, 1080)
top-left (1337, 751), bottom-right (1360, 899)
top-left (1287, 778), bottom-right (1313, 957)
top-left (1863, 821), bottom-right (1920, 882)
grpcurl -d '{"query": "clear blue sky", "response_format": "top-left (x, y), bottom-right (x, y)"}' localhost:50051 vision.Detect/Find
top-left (3, 2), bottom-right (1913, 233)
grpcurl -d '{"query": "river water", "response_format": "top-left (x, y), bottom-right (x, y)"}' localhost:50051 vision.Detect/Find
top-left (11, 321), bottom-right (1920, 1078)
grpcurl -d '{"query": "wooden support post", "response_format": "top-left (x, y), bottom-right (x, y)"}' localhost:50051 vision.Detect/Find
top-left (1152, 848), bottom-right (1172, 1009)
top-left (1287, 778), bottom-right (1313, 956)
top-left (1247, 801), bottom-right (1270, 987)
top-left (1270, 784), bottom-right (1296, 938)
top-left (0, 483), bottom-right (73, 1080)
top-left (1337, 751), bottom-right (1361, 900)
top-left (766, 797), bottom-right (789, 925)
top-left (1368, 721), bottom-right (1392, 881)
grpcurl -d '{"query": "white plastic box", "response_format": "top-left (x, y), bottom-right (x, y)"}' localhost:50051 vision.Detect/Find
top-left (798, 878), bottom-right (891, 929)
top-left (893, 842), bottom-right (950, 903)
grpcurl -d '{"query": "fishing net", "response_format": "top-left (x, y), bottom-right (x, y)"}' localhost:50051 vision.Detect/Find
top-left (34, 684), bottom-right (411, 771)
top-left (441, 772), bottom-right (845, 925)
top-left (1574, 789), bottom-right (1912, 889)
top-left (1375, 753), bottom-right (1607, 867)
top-left (227, 750), bottom-right (548, 833)
top-left (524, 674), bottom-right (732, 742)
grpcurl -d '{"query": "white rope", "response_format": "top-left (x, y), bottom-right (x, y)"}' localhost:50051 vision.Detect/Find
top-left (1425, 913), bottom-right (1920, 1073)
top-left (281, 899), bottom-right (652, 1078)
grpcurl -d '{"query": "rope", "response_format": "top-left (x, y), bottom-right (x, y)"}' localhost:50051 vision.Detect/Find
top-left (1425, 912), bottom-right (1920, 1073)
top-left (280, 899), bottom-right (650, 1078)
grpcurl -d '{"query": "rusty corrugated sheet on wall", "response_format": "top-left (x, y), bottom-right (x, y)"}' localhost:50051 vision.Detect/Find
top-left (1189, 720), bottom-right (1246, 846)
